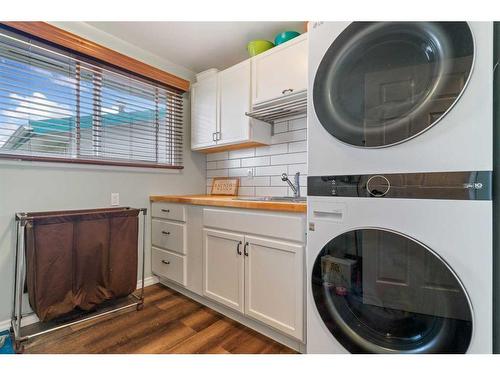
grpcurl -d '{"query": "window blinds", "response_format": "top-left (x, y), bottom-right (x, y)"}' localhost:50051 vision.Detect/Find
top-left (0, 29), bottom-right (184, 168)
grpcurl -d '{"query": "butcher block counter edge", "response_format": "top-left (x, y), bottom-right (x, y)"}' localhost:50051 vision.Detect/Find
top-left (149, 195), bottom-right (307, 213)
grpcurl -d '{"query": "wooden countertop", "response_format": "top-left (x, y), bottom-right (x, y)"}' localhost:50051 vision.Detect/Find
top-left (149, 195), bottom-right (307, 213)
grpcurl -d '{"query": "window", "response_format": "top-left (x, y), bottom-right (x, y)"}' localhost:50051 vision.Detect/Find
top-left (0, 29), bottom-right (183, 168)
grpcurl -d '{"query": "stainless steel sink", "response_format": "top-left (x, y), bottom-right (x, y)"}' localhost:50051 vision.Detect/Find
top-left (233, 196), bottom-right (306, 203)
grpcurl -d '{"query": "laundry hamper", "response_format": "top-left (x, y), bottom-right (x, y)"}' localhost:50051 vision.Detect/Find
top-left (11, 207), bottom-right (147, 352)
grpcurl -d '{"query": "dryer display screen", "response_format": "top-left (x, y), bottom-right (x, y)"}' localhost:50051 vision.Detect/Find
top-left (313, 22), bottom-right (474, 148)
top-left (311, 228), bottom-right (473, 353)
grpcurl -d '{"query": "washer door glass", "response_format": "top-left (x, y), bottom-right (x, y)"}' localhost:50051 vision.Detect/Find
top-left (311, 229), bottom-right (473, 353)
top-left (313, 22), bottom-right (474, 147)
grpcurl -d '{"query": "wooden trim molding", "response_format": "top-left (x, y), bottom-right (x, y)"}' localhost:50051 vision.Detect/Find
top-left (0, 22), bottom-right (190, 92)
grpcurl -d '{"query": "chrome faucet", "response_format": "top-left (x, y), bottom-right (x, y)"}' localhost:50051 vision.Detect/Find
top-left (281, 172), bottom-right (300, 198)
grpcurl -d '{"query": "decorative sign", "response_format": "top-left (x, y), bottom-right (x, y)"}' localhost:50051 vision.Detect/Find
top-left (211, 177), bottom-right (239, 196)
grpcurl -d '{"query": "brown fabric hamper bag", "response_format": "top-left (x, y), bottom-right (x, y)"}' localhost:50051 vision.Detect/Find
top-left (25, 207), bottom-right (139, 322)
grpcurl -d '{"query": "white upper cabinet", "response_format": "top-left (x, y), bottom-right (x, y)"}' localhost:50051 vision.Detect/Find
top-left (191, 74), bottom-right (218, 149)
top-left (251, 34), bottom-right (308, 105)
top-left (191, 64), bottom-right (271, 153)
top-left (217, 60), bottom-right (251, 146)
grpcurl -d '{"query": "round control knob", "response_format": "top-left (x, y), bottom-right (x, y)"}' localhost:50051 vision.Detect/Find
top-left (366, 175), bottom-right (390, 197)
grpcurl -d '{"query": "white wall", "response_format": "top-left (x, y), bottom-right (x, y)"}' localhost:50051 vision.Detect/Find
top-left (0, 23), bottom-right (206, 324)
top-left (206, 115), bottom-right (307, 197)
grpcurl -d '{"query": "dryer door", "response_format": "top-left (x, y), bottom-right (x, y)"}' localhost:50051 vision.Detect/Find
top-left (313, 22), bottom-right (474, 147)
top-left (311, 228), bottom-right (473, 353)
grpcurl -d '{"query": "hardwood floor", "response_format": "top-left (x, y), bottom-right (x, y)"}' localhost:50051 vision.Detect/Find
top-left (23, 283), bottom-right (297, 354)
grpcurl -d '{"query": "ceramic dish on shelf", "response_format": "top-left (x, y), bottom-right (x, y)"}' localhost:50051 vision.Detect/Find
top-left (274, 31), bottom-right (301, 45)
top-left (247, 40), bottom-right (274, 57)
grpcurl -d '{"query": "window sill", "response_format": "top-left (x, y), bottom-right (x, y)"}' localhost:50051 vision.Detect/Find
top-left (0, 154), bottom-right (183, 172)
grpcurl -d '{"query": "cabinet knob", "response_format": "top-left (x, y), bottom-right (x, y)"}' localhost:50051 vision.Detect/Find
top-left (161, 260), bottom-right (170, 265)
top-left (282, 88), bottom-right (294, 95)
top-left (161, 209), bottom-right (170, 213)
top-left (161, 231), bottom-right (171, 235)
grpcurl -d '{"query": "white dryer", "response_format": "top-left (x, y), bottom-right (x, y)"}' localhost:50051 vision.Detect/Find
top-left (306, 171), bottom-right (492, 353)
top-left (308, 22), bottom-right (493, 176)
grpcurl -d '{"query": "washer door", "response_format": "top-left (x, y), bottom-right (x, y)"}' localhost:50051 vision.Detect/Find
top-left (311, 229), bottom-right (473, 353)
top-left (313, 22), bottom-right (474, 147)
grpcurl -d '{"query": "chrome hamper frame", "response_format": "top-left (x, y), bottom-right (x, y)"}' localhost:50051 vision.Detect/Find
top-left (10, 207), bottom-right (148, 353)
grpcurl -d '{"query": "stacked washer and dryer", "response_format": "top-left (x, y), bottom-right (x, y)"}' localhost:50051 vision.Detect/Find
top-left (306, 22), bottom-right (493, 353)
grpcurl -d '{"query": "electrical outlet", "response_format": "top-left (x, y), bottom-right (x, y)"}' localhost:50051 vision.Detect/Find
top-left (111, 193), bottom-right (120, 206)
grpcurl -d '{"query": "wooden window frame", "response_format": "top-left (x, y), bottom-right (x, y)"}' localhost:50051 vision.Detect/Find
top-left (0, 22), bottom-right (187, 170)
top-left (0, 22), bottom-right (190, 92)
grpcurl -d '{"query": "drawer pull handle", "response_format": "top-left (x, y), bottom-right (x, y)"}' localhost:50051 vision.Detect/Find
top-left (244, 242), bottom-right (249, 257)
top-left (161, 260), bottom-right (170, 265)
top-left (282, 88), bottom-right (294, 95)
top-left (236, 241), bottom-right (242, 255)
top-left (162, 231), bottom-right (171, 235)
top-left (161, 209), bottom-right (170, 213)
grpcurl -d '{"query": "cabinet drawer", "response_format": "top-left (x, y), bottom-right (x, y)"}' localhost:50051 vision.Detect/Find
top-left (152, 247), bottom-right (186, 286)
top-left (151, 202), bottom-right (186, 222)
top-left (152, 220), bottom-right (186, 254)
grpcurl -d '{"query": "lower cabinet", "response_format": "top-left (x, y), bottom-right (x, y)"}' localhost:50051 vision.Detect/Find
top-left (203, 229), bottom-right (245, 313)
top-left (203, 228), bottom-right (304, 340)
top-left (244, 235), bottom-right (303, 340)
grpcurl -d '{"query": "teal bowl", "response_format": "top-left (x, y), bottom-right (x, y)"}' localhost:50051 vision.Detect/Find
top-left (274, 31), bottom-right (301, 46)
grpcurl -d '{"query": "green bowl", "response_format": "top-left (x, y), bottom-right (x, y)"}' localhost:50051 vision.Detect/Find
top-left (247, 40), bottom-right (274, 57)
top-left (274, 31), bottom-right (301, 46)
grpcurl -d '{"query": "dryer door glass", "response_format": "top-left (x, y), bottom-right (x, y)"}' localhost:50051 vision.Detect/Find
top-left (313, 22), bottom-right (474, 147)
top-left (311, 229), bottom-right (473, 353)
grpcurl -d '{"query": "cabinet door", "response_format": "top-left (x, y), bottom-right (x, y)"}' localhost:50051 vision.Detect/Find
top-left (203, 229), bottom-right (245, 313)
top-left (218, 60), bottom-right (251, 145)
top-left (191, 75), bottom-right (218, 149)
top-left (252, 35), bottom-right (308, 105)
top-left (244, 235), bottom-right (304, 340)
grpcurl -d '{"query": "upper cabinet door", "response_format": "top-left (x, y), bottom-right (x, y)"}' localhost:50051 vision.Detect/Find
top-left (191, 75), bottom-right (218, 149)
top-left (251, 34), bottom-right (308, 105)
top-left (218, 60), bottom-right (251, 146)
top-left (244, 235), bottom-right (304, 340)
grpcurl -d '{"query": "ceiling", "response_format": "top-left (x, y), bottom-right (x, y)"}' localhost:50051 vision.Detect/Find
top-left (86, 22), bottom-right (306, 74)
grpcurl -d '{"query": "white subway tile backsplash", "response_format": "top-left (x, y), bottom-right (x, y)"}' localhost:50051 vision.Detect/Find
top-left (271, 152), bottom-right (307, 166)
top-left (216, 159), bottom-right (241, 169)
top-left (273, 121), bottom-right (288, 134)
top-left (288, 163), bottom-right (307, 175)
top-left (288, 117), bottom-right (306, 131)
top-left (241, 156), bottom-right (270, 167)
top-left (207, 161), bottom-right (218, 170)
top-left (288, 141), bottom-right (307, 153)
top-left (270, 175), bottom-right (308, 187)
top-left (229, 148), bottom-right (255, 159)
top-left (238, 187), bottom-right (256, 196)
top-left (255, 165), bottom-right (286, 176)
top-left (240, 176), bottom-right (271, 187)
top-left (207, 169), bottom-right (228, 177)
top-left (255, 143), bottom-right (288, 156)
top-left (255, 186), bottom-right (288, 197)
top-left (272, 129), bottom-right (306, 144)
top-left (229, 168), bottom-right (252, 177)
top-left (206, 151), bottom-right (228, 161)
top-left (204, 116), bottom-right (307, 197)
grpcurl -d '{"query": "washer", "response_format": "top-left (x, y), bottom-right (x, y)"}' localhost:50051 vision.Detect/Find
top-left (308, 22), bottom-right (493, 176)
top-left (306, 171), bottom-right (492, 353)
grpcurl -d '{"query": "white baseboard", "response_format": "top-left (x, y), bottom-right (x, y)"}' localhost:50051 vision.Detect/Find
top-left (138, 276), bottom-right (159, 289)
top-left (0, 276), bottom-right (159, 333)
